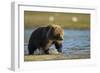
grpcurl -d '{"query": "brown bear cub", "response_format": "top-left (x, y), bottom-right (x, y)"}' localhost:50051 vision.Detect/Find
top-left (28, 24), bottom-right (64, 55)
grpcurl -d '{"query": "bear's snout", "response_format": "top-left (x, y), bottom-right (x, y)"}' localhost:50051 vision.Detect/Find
top-left (56, 34), bottom-right (64, 40)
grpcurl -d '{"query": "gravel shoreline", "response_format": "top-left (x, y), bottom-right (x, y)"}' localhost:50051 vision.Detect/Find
top-left (24, 53), bottom-right (90, 61)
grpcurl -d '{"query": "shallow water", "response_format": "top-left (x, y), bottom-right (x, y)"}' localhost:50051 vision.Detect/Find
top-left (24, 29), bottom-right (90, 59)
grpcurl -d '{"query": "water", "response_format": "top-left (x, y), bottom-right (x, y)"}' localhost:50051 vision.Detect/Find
top-left (24, 29), bottom-right (90, 58)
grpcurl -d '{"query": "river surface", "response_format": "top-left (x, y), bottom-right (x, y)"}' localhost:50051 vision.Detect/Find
top-left (24, 29), bottom-right (90, 59)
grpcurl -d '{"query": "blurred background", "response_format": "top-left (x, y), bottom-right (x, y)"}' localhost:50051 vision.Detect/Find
top-left (24, 11), bottom-right (90, 29)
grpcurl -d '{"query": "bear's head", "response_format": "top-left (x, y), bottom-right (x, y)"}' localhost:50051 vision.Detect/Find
top-left (46, 24), bottom-right (64, 41)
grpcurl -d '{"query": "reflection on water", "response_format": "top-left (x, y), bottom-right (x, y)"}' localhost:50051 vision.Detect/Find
top-left (24, 29), bottom-right (90, 58)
